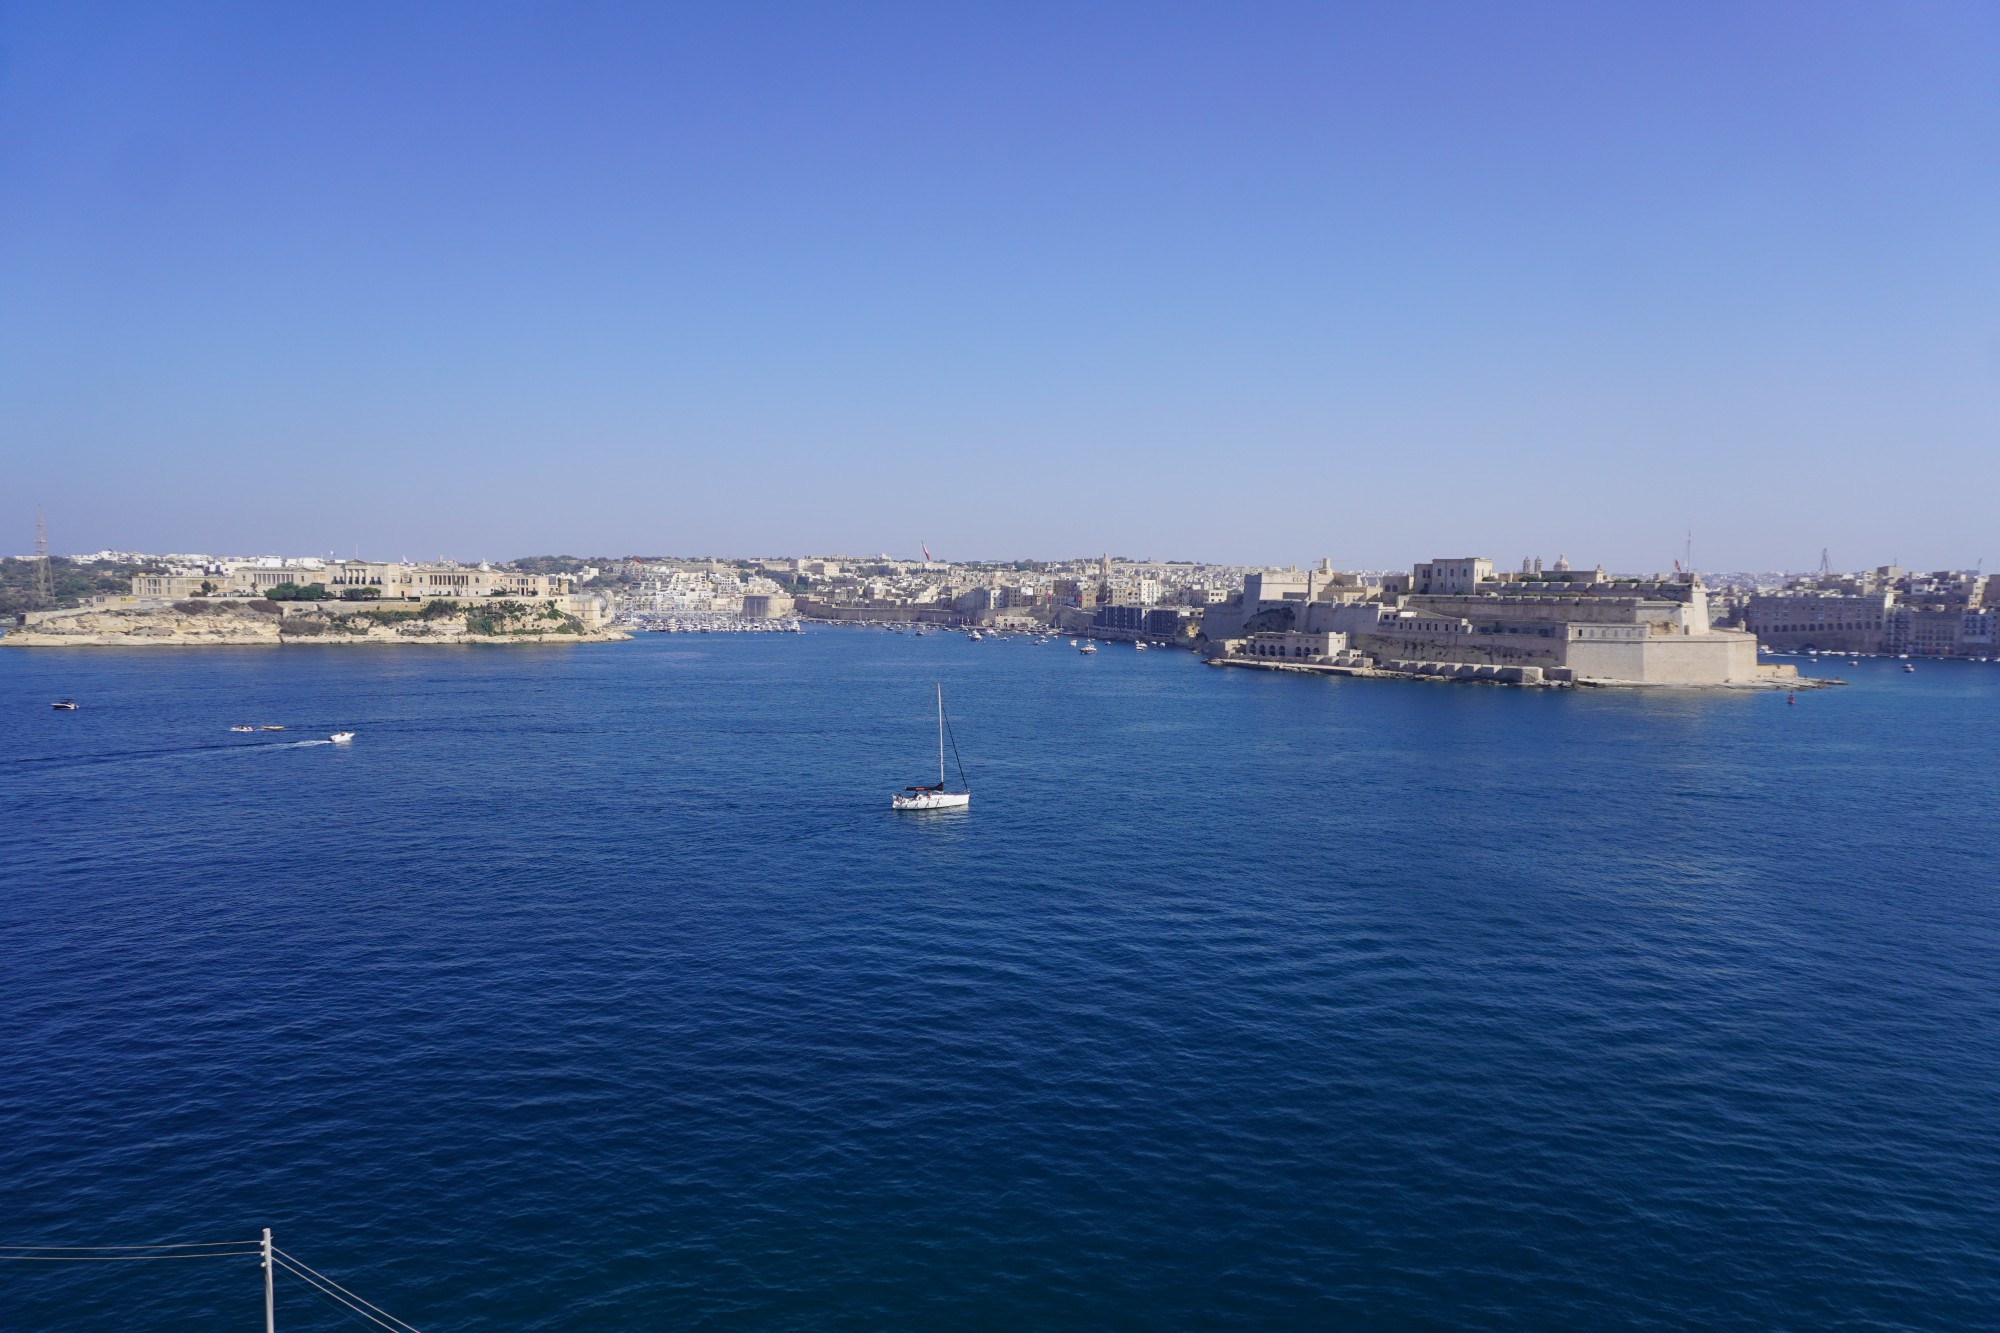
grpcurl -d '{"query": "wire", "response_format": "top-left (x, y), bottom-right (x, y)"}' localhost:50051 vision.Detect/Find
top-left (0, 1248), bottom-right (260, 1256)
top-left (0, 1240), bottom-right (259, 1250)
top-left (942, 696), bottom-right (970, 790)
top-left (273, 1257), bottom-right (411, 1333)
top-left (273, 1249), bottom-right (423, 1333)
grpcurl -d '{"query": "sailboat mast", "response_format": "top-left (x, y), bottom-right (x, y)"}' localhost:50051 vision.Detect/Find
top-left (937, 683), bottom-right (945, 786)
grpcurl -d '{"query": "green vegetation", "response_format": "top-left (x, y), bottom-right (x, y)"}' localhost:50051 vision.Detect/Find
top-left (0, 556), bottom-right (166, 616)
top-left (507, 554), bottom-right (621, 590)
top-left (264, 582), bottom-right (332, 601)
top-left (419, 598), bottom-right (461, 620)
top-left (339, 586), bottom-right (382, 600)
top-left (462, 599), bottom-right (529, 636)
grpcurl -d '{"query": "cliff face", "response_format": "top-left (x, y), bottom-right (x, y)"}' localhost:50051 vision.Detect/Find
top-left (2, 600), bottom-right (629, 646)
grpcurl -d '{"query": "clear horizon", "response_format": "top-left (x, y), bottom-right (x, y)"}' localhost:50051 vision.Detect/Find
top-left (5, 2), bottom-right (1997, 571)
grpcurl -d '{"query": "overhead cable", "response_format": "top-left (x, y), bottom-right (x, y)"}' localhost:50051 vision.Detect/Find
top-left (272, 1252), bottom-right (424, 1333)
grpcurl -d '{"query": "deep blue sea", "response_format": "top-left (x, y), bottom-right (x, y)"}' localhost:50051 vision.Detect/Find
top-left (3, 632), bottom-right (1998, 1330)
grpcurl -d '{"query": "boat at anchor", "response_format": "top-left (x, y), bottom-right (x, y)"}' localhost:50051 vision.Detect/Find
top-left (892, 683), bottom-right (971, 811)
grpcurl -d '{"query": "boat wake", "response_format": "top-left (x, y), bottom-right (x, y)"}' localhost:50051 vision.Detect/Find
top-left (8, 737), bottom-right (340, 772)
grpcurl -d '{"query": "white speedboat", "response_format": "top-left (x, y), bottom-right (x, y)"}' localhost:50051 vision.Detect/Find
top-left (892, 683), bottom-right (971, 811)
top-left (1134, 641), bottom-right (1146, 650)
top-left (51, 699), bottom-right (78, 711)
top-left (230, 725), bottom-right (256, 733)
top-left (1079, 642), bottom-right (1097, 655)
top-left (1903, 663), bottom-right (1915, 673)
top-left (329, 731), bottom-right (356, 743)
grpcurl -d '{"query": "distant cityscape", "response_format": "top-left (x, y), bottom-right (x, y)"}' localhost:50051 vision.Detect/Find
top-left (5, 543), bottom-right (1995, 684)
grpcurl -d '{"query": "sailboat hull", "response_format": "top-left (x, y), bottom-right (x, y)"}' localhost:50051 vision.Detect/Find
top-left (892, 791), bottom-right (971, 811)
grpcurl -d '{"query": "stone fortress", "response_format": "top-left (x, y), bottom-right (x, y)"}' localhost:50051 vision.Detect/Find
top-left (1203, 555), bottom-right (1770, 687)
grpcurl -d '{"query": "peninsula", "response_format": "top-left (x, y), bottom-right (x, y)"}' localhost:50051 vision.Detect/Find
top-left (2, 596), bottom-right (627, 647)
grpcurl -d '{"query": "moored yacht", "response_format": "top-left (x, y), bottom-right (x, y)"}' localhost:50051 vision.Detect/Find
top-left (892, 683), bottom-right (971, 811)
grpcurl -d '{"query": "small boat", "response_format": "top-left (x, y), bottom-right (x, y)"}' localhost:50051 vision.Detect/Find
top-left (230, 725), bottom-right (256, 733)
top-left (1079, 642), bottom-right (1097, 655)
top-left (51, 699), bottom-right (78, 711)
top-left (892, 683), bottom-right (971, 811)
top-left (329, 731), bottom-right (355, 744)
top-left (1903, 663), bottom-right (1915, 673)
top-left (1134, 641), bottom-right (1146, 651)
top-left (1068, 638), bottom-right (1078, 646)
top-left (260, 724), bottom-right (285, 731)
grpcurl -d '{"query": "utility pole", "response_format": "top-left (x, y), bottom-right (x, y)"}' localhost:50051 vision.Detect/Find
top-left (33, 505), bottom-right (54, 608)
top-left (262, 1228), bottom-right (275, 1333)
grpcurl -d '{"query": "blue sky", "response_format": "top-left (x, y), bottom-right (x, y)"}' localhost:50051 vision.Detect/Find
top-left (3, 2), bottom-right (1995, 570)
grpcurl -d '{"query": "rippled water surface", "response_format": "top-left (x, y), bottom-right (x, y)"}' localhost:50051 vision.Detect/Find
top-left (3, 634), bottom-right (1998, 1330)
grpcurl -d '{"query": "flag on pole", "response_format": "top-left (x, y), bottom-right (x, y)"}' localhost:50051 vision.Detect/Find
top-left (922, 543), bottom-right (932, 563)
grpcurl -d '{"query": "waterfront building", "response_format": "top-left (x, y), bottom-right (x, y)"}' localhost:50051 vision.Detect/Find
top-left (1743, 590), bottom-right (1893, 654)
top-left (1209, 556), bottom-right (1766, 685)
top-left (133, 559), bottom-right (576, 601)
top-left (1092, 605), bottom-right (1148, 636)
top-left (1242, 630), bottom-right (1365, 665)
top-left (1362, 561), bottom-right (1760, 684)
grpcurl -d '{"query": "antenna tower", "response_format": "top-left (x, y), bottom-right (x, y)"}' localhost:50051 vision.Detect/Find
top-left (33, 505), bottom-right (54, 608)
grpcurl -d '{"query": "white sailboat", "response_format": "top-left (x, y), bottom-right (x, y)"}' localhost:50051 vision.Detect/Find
top-left (892, 683), bottom-right (971, 811)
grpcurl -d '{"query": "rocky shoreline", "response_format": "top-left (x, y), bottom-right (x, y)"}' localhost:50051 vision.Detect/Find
top-left (1, 599), bottom-right (630, 647)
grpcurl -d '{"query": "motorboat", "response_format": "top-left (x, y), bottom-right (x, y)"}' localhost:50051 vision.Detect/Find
top-left (329, 731), bottom-right (355, 744)
top-left (51, 699), bottom-right (78, 710)
top-left (260, 725), bottom-right (285, 731)
top-left (1079, 642), bottom-right (1097, 655)
top-left (230, 725), bottom-right (257, 733)
top-left (892, 683), bottom-right (971, 811)
top-left (1903, 663), bottom-right (1916, 673)
top-left (1134, 641), bottom-right (1146, 650)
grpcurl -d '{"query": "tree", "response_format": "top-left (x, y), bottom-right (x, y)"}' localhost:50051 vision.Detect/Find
top-left (339, 586), bottom-right (382, 600)
top-left (265, 582), bottom-right (331, 601)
